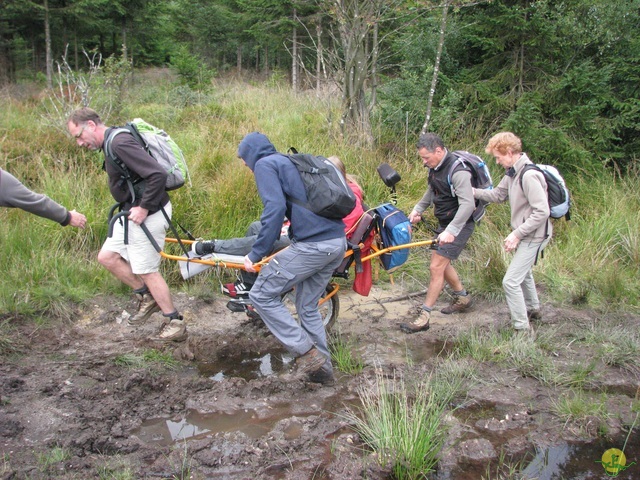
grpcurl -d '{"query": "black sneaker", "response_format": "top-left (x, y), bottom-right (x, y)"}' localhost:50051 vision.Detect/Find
top-left (191, 240), bottom-right (216, 256)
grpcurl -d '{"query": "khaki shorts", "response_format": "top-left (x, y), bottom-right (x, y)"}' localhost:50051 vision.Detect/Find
top-left (101, 203), bottom-right (171, 274)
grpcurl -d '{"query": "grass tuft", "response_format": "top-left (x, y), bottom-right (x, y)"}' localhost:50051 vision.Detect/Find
top-left (114, 349), bottom-right (180, 370)
top-left (329, 330), bottom-right (365, 375)
top-left (344, 369), bottom-right (462, 479)
top-left (0, 319), bottom-right (25, 356)
top-left (551, 389), bottom-right (609, 434)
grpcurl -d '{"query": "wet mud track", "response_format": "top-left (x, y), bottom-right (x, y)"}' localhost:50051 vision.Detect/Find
top-left (1, 287), bottom-right (638, 479)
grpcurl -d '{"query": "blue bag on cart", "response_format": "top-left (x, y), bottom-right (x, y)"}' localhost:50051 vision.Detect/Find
top-left (374, 203), bottom-right (412, 272)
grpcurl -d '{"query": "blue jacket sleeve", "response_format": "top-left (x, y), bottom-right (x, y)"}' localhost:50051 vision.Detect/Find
top-left (248, 161), bottom-right (288, 262)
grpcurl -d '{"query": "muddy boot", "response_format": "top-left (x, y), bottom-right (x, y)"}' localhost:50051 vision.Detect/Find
top-left (527, 309), bottom-right (542, 321)
top-left (399, 309), bottom-right (431, 334)
top-left (441, 294), bottom-right (473, 314)
top-left (128, 293), bottom-right (160, 327)
top-left (308, 368), bottom-right (336, 386)
top-left (153, 316), bottom-right (188, 342)
top-left (295, 347), bottom-right (327, 376)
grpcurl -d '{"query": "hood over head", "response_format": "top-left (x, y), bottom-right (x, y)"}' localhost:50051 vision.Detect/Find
top-left (237, 132), bottom-right (278, 171)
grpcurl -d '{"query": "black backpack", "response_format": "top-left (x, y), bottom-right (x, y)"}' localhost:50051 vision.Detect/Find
top-left (447, 151), bottom-right (494, 222)
top-left (519, 164), bottom-right (571, 220)
top-left (286, 151), bottom-right (357, 219)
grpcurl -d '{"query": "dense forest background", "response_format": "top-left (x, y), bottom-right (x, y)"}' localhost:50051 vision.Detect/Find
top-left (1, 0), bottom-right (639, 170)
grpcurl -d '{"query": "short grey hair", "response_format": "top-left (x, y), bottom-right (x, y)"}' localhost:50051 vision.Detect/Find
top-left (68, 107), bottom-right (103, 126)
top-left (416, 133), bottom-right (446, 152)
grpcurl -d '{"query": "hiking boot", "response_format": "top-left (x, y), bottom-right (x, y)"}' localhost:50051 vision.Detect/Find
top-left (128, 293), bottom-right (160, 326)
top-left (441, 294), bottom-right (473, 314)
top-left (191, 240), bottom-right (216, 256)
top-left (399, 310), bottom-right (431, 334)
top-left (222, 281), bottom-right (252, 298)
top-left (154, 317), bottom-right (188, 342)
top-left (527, 309), bottom-right (542, 321)
top-left (295, 347), bottom-right (327, 375)
top-left (308, 368), bottom-right (336, 386)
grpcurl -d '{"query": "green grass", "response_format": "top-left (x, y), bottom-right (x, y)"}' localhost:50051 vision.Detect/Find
top-left (451, 325), bottom-right (513, 362)
top-left (35, 446), bottom-right (71, 473)
top-left (550, 389), bottom-right (610, 433)
top-left (507, 335), bottom-right (568, 387)
top-left (344, 369), bottom-right (464, 480)
top-left (0, 319), bottom-right (24, 356)
top-left (97, 463), bottom-right (136, 480)
top-left (2, 69), bottom-right (640, 315)
top-left (481, 448), bottom-right (532, 480)
top-left (568, 319), bottom-right (640, 373)
top-left (113, 348), bottom-right (180, 370)
top-left (451, 325), bottom-right (568, 387)
top-left (329, 330), bottom-right (365, 375)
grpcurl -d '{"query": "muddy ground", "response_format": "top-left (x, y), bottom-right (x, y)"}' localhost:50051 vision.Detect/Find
top-left (1, 280), bottom-right (639, 479)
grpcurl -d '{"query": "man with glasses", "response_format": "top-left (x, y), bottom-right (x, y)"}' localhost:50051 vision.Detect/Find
top-left (67, 107), bottom-right (186, 342)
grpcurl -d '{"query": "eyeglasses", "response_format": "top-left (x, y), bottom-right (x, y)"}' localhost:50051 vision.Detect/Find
top-left (73, 125), bottom-right (86, 139)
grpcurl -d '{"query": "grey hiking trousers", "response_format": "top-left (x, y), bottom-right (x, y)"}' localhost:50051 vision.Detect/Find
top-left (503, 237), bottom-right (549, 330)
top-left (248, 237), bottom-right (346, 372)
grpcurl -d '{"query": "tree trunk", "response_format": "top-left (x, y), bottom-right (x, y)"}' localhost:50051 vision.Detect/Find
top-left (74, 32), bottom-right (79, 70)
top-left (237, 45), bottom-right (242, 73)
top-left (369, 20), bottom-right (378, 111)
top-left (264, 45), bottom-right (269, 75)
top-left (334, 0), bottom-right (383, 145)
top-left (316, 23), bottom-right (322, 90)
top-left (0, 44), bottom-right (10, 85)
top-left (292, 9), bottom-right (298, 91)
top-left (121, 18), bottom-right (128, 62)
top-left (421, 0), bottom-right (449, 135)
top-left (44, 0), bottom-right (52, 89)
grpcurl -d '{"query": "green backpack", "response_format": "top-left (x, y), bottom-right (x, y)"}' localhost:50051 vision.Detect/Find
top-left (104, 118), bottom-right (190, 201)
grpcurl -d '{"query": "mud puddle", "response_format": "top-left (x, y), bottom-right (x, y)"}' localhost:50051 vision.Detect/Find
top-left (521, 435), bottom-right (639, 479)
top-left (196, 349), bottom-right (293, 381)
top-left (132, 404), bottom-right (295, 445)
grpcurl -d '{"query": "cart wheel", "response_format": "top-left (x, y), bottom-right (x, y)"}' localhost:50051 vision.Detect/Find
top-left (282, 283), bottom-right (339, 331)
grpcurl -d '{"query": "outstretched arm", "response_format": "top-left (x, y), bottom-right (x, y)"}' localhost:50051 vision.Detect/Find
top-left (0, 169), bottom-right (86, 228)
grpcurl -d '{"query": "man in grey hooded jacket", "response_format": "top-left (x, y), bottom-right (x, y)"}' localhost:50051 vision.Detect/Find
top-left (0, 168), bottom-right (86, 228)
top-left (238, 132), bottom-right (346, 384)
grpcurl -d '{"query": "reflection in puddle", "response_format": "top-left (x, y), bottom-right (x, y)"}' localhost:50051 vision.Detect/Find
top-left (521, 439), bottom-right (639, 480)
top-left (196, 336), bottom-right (447, 383)
top-left (133, 405), bottom-right (294, 445)
top-left (441, 400), bottom-right (639, 479)
top-left (445, 436), bottom-right (639, 480)
top-left (197, 350), bottom-right (294, 382)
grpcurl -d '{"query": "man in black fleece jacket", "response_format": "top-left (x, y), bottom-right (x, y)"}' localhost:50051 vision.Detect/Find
top-left (67, 108), bottom-right (186, 342)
